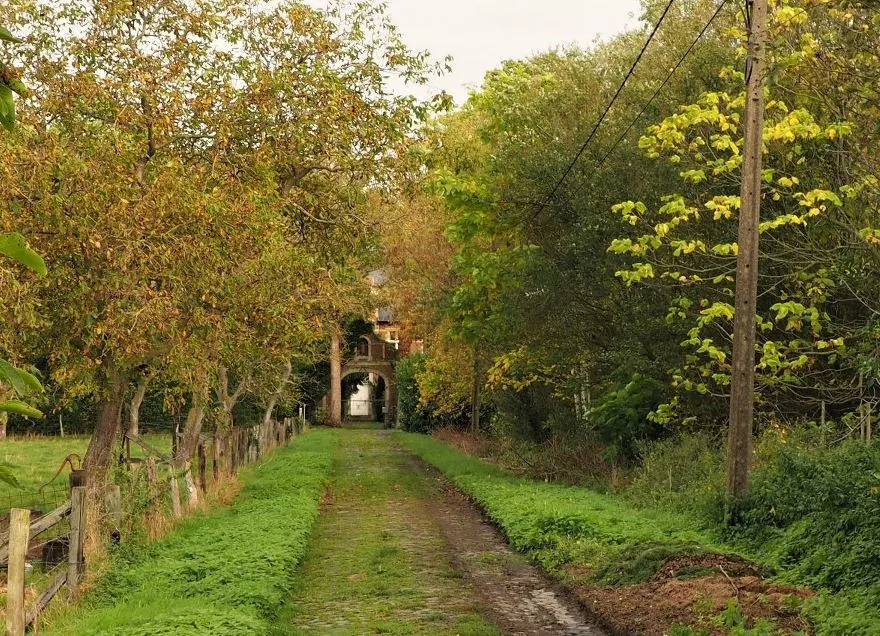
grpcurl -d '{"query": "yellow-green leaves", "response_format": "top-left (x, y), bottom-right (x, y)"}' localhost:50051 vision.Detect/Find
top-left (0, 232), bottom-right (47, 276)
top-left (0, 399), bottom-right (42, 419)
top-left (0, 360), bottom-right (44, 418)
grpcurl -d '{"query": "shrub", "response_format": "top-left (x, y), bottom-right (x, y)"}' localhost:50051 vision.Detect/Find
top-left (396, 353), bottom-right (435, 433)
top-left (588, 375), bottom-right (666, 462)
top-left (397, 353), bottom-right (472, 432)
top-left (731, 438), bottom-right (880, 593)
top-left (625, 431), bottom-right (725, 519)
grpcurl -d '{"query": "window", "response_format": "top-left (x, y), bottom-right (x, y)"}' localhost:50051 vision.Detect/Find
top-left (356, 338), bottom-right (370, 357)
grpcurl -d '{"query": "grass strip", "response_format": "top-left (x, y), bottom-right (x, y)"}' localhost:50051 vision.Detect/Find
top-left (396, 432), bottom-right (725, 580)
top-left (398, 433), bottom-right (880, 634)
top-left (40, 429), bottom-right (339, 636)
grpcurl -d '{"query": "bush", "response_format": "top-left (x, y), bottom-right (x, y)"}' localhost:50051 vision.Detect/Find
top-left (731, 438), bottom-right (880, 592)
top-left (625, 431), bottom-right (725, 519)
top-left (490, 383), bottom-right (572, 442)
top-left (397, 353), bottom-right (468, 432)
top-left (588, 374), bottom-right (666, 462)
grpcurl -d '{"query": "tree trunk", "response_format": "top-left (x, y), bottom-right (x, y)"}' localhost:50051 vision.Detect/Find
top-left (470, 345), bottom-right (482, 434)
top-left (83, 363), bottom-right (130, 488)
top-left (0, 387), bottom-right (8, 439)
top-left (329, 330), bottom-right (342, 427)
top-left (263, 360), bottom-right (293, 426)
top-left (128, 373), bottom-right (150, 438)
top-left (217, 365), bottom-right (249, 430)
top-left (176, 380), bottom-right (208, 506)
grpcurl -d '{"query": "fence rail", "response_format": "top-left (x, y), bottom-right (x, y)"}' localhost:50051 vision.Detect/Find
top-left (2, 416), bottom-right (305, 635)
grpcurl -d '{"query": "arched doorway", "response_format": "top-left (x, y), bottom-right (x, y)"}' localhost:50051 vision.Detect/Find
top-left (341, 366), bottom-right (396, 426)
top-left (328, 331), bottom-right (398, 427)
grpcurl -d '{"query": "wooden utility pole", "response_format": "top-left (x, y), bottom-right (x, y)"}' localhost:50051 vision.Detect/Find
top-left (726, 0), bottom-right (769, 503)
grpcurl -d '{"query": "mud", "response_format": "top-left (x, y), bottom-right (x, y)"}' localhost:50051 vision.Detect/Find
top-left (411, 454), bottom-right (606, 635)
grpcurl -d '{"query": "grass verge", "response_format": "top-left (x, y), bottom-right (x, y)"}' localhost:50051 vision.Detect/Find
top-left (395, 432), bottom-right (837, 635)
top-left (396, 431), bottom-right (721, 578)
top-left (37, 429), bottom-right (338, 636)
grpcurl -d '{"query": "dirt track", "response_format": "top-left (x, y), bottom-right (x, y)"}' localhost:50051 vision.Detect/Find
top-left (273, 429), bottom-right (604, 635)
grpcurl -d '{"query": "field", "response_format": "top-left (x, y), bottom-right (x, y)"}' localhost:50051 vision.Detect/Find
top-left (0, 434), bottom-right (172, 510)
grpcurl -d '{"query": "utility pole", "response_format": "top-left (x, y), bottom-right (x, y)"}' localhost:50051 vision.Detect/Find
top-left (726, 0), bottom-right (769, 505)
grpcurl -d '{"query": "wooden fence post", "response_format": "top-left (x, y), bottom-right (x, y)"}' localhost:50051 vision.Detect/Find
top-left (212, 434), bottom-right (220, 482)
top-left (6, 508), bottom-right (30, 636)
top-left (146, 457), bottom-right (157, 497)
top-left (230, 431), bottom-right (238, 476)
top-left (105, 484), bottom-right (122, 534)
top-left (68, 486), bottom-right (86, 594)
top-left (198, 443), bottom-right (207, 492)
top-left (169, 466), bottom-right (181, 517)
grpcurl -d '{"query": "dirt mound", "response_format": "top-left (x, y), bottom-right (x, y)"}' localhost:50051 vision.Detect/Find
top-left (574, 571), bottom-right (813, 635)
top-left (651, 553), bottom-right (763, 582)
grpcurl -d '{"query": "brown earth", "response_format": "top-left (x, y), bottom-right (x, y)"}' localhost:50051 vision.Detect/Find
top-left (572, 569), bottom-right (812, 635)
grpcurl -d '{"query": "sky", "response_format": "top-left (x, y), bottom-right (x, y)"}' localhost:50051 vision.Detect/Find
top-left (382, 0), bottom-right (644, 105)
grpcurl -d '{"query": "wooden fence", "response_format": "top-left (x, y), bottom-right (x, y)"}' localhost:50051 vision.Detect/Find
top-left (1, 417), bottom-right (304, 635)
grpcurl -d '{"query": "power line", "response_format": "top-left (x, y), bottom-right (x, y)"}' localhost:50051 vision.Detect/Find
top-left (530, 0), bottom-right (677, 221)
top-left (561, 0), bottom-right (731, 207)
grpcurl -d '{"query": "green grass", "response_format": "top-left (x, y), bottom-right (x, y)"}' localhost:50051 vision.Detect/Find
top-left (272, 430), bottom-right (498, 635)
top-left (38, 429), bottom-right (338, 636)
top-left (0, 434), bottom-right (171, 507)
top-left (341, 420), bottom-right (386, 430)
top-left (398, 432), bottom-right (880, 635)
top-left (396, 432), bottom-right (724, 581)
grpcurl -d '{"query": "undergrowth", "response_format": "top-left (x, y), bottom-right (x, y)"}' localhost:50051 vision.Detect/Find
top-left (38, 429), bottom-right (338, 636)
top-left (627, 427), bottom-right (880, 634)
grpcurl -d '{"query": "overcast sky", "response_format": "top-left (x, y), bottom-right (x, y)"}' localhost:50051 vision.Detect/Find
top-left (383, 0), bottom-right (644, 105)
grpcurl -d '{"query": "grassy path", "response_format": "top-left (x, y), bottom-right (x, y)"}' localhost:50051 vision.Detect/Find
top-left (271, 430), bottom-right (499, 635)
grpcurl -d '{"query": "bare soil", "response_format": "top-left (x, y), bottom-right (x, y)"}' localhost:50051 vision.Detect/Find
top-left (572, 568), bottom-right (812, 635)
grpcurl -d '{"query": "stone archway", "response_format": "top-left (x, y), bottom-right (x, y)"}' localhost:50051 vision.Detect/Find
top-left (342, 365), bottom-right (396, 425)
top-left (331, 332), bottom-right (397, 427)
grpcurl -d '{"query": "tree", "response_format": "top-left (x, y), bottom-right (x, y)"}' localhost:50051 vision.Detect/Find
top-left (1, 0), bottom-right (440, 487)
top-left (0, 24), bottom-right (43, 482)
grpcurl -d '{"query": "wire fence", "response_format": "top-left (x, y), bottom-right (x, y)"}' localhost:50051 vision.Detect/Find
top-left (2, 417), bottom-right (306, 635)
top-left (0, 485), bottom-right (69, 525)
